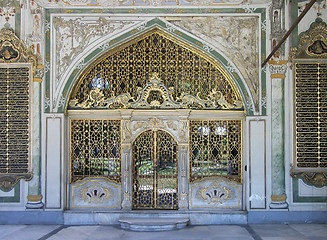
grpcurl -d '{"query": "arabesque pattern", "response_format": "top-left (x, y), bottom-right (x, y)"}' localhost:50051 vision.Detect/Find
top-left (132, 130), bottom-right (178, 209)
top-left (70, 119), bottom-right (121, 183)
top-left (69, 31), bottom-right (242, 110)
top-left (189, 120), bottom-right (242, 183)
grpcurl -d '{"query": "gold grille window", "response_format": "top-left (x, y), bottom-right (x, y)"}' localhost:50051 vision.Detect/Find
top-left (295, 61), bottom-right (327, 169)
top-left (70, 119), bottom-right (121, 183)
top-left (0, 67), bottom-right (31, 175)
top-left (189, 120), bottom-right (242, 183)
top-left (69, 31), bottom-right (242, 110)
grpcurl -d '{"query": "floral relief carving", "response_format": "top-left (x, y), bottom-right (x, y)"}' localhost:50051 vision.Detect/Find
top-left (53, 16), bottom-right (135, 89)
top-left (34, 0), bottom-right (265, 7)
top-left (166, 121), bottom-right (178, 131)
top-left (169, 16), bottom-right (259, 108)
top-left (122, 120), bottom-right (132, 142)
top-left (196, 181), bottom-right (235, 204)
top-left (77, 182), bottom-right (113, 204)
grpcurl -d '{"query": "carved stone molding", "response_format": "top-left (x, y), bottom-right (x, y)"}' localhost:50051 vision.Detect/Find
top-left (35, 0), bottom-right (250, 7)
top-left (0, 175), bottom-right (33, 192)
top-left (268, 60), bottom-right (288, 79)
top-left (53, 16), bottom-right (135, 88)
top-left (169, 16), bottom-right (259, 108)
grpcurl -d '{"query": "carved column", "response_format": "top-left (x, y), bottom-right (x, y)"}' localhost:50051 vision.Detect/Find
top-left (269, 60), bottom-right (288, 209)
top-left (26, 82), bottom-right (44, 209)
top-left (178, 118), bottom-right (189, 209)
top-left (120, 114), bottom-right (133, 210)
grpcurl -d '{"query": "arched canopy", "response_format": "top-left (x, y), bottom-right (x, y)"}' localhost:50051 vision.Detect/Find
top-left (68, 29), bottom-right (244, 111)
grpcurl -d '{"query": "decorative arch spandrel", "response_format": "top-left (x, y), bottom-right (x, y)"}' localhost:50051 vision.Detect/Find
top-left (68, 29), bottom-right (244, 112)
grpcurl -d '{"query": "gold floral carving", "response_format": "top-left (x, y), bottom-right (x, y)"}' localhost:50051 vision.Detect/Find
top-left (78, 182), bottom-right (113, 204)
top-left (289, 18), bottom-right (327, 64)
top-left (290, 171), bottom-right (327, 188)
top-left (70, 73), bottom-right (243, 110)
top-left (196, 181), bottom-right (234, 204)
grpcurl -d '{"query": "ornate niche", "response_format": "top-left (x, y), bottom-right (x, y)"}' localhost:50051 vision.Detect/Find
top-left (0, 29), bottom-right (43, 191)
top-left (68, 29), bottom-right (243, 112)
top-left (290, 18), bottom-right (327, 187)
top-left (290, 18), bottom-right (327, 63)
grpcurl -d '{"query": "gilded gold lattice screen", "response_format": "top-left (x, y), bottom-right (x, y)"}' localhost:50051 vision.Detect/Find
top-left (70, 119), bottom-right (121, 183)
top-left (295, 61), bottom-right (327, 169)
top-left (189, 120), bottom-right (242, 183)
top-left (69, 30), bottom-right (243, 110)
top-left (132, 130), bottom-right (178, 209)
top-left (0, 66), bottom-right (32, 189)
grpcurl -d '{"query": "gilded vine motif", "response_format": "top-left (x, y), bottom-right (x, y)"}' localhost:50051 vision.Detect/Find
top-left (69, 75), bottom-right (243, 110)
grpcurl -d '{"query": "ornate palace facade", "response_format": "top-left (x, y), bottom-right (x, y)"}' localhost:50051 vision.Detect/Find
top-left (0, 0), bottom-right (326, 224)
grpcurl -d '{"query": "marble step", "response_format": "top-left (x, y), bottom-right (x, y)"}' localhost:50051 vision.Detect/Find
top-left (119, 217), bottom-right (189, 231)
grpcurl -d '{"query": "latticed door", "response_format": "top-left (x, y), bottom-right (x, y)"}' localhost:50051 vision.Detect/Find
top-left (132, 130), bottom-right (178, 210)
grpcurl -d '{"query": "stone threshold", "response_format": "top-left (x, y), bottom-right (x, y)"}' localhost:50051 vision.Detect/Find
top-left (119, 217), bottom-right (190, 231)
top-left (63, 210), bottom-right (248, 225)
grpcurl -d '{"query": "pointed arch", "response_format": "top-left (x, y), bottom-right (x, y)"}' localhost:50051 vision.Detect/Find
top-left (57, 18), bottom-right (255, 114)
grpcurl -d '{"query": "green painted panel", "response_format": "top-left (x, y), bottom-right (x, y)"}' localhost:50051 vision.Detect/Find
top-left (0, 183), bottom-right (20, 203)
top-left (293, 179), bottom-right (327, 203)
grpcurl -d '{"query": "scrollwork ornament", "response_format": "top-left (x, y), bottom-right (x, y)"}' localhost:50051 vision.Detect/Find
top-left (269, 63), bottom-right (287, 76)
top-left (292, 18), bottom-right (327, 60)
top-left (196, 181), bottom-right (234, 204)
top-left (291, 171), bottom-right (327, 188)
top-left (122, 120), bottom-right (132, 142)
top-left (0, 28), bottom-right (43, 78)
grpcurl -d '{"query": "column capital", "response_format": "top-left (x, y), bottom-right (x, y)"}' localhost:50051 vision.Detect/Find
top-left (269, 60), bottom-right (288, 79)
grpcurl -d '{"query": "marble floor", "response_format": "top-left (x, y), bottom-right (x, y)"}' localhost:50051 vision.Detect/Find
top-left (0, 224), bottom-right (326, 240)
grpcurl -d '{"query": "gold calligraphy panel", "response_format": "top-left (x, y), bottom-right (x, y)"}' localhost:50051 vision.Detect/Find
top-left (295, 62), bottom-right (327, 169)
top-left (0, 66), bottom-right (32, 191)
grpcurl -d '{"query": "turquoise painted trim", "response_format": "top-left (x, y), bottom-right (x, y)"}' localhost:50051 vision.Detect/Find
top-left (0, 183), bottom-right (20, 203)
top-left (291, 1), bottom-right (299, 47)
top-left (44, 7), bottom-right (265, 15)
top-left (14, 0), bottom-right (21, 37)
top-left (261, 9), bottom-right (267, 115)
top-left (293, 179), bottom-right (327, 203)
top-left (44, 11), bottom-right (51, 113)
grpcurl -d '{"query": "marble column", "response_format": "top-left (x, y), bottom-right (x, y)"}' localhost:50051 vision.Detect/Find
top-left (26, 81), bottom-right (44, 209)
top-left (269, 60), bottom-right (288, 209)
top-left (178, 118), bottom-right (189, 209)
top-left (178, 144), bottom-right (188, 209)
top-left (120, 114), bottom-right (133, 210)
